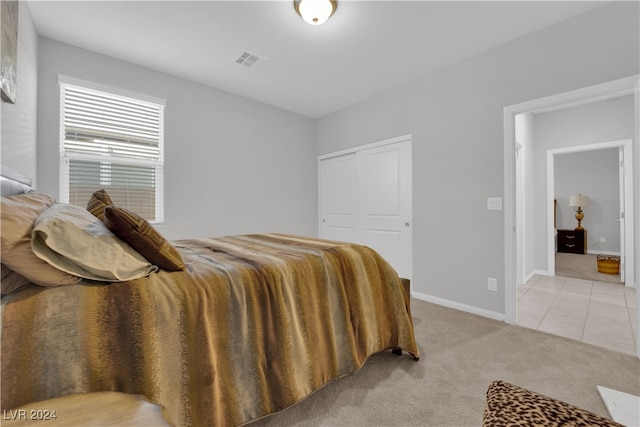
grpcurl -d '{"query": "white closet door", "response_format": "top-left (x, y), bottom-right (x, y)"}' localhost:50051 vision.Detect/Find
top-left (319, 136), bottom-right (412, 280)
top-left (320, 153), bottom-right (357, 243)
top-left (358, 141), bottom-right (412, 279)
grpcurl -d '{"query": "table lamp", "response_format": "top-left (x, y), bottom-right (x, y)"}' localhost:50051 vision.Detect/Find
top-left (569, 194), bottom-right (590, 230)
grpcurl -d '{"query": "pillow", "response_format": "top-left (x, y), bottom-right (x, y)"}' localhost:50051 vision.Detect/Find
top-left (86, 189), bottom-right (113, 221)
top-left (1, 264), bottom-right (31, 296)
top-left (31, 203), bottom-right (158, 282)
top-left (1, 192), bottom-right (81, 287)
top-left (104, 206), bottom-right (185, 271)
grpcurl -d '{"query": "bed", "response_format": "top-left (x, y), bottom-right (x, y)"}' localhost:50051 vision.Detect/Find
top-left (0, 167), bottom-right (419, 426)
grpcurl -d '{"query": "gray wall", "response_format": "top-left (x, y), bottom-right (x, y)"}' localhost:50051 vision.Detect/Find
top-left (555, 149), bottom-right (620, 253)
top-left (36, 38), bottom-right (317, 240)
top-left (316, 2), bottom-right (639, 315)
top-left (532, 95), bottom-right (635, 271)
top-left (2, 2), bottom-right (638, 318)
top-left (0, 2), bottom-right (38, 184)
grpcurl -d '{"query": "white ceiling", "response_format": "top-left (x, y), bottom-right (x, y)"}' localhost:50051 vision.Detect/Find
top-left (27, 1), bottom-right (608, 118)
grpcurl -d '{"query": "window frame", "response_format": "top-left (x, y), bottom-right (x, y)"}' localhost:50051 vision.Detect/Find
top-left (58, 76), bottom-right (166, 223)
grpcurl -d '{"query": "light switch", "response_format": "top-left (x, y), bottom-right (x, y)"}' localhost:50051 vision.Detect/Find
top-left (487, 197), bottom-right (502, 211)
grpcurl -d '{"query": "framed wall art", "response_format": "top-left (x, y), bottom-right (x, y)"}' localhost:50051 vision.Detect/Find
top-left (1, 0), bottom-right (19, 104)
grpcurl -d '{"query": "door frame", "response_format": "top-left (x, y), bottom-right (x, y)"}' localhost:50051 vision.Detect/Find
top-left (545, 140), bottom-right (634, 281)
top-left (503, 74), bottom-right (639, 356)
top-left (317, 133), bottom-right (412, 164)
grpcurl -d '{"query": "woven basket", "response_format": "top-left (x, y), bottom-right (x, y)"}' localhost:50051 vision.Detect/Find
top-left (597, 255), bottom-right (620, 274)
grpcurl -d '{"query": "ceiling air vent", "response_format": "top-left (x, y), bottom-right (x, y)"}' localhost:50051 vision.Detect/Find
top-left (234, 51), bottom-right (269, 69)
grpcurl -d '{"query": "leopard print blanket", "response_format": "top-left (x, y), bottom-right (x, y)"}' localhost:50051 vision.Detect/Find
top-left (483, 380), bottom-right (623, 426)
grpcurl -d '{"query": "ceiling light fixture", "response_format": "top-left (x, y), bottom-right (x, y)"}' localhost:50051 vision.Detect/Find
top-left (294, 0), bottom-right (337, 26)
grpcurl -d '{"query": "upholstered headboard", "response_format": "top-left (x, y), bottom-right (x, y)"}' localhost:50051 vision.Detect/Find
top-left (1, 165), bottom-right (33, 197)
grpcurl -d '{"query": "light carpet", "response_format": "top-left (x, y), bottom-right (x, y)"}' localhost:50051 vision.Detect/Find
top-left (555, 252), bottom-right (621, 284)
top-left (248, 299), bottom-right (639, 426)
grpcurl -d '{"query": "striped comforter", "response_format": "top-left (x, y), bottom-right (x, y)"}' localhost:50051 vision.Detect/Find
top-left (1, 234), bottom-right (419, 426)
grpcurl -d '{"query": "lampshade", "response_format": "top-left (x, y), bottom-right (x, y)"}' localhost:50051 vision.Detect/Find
top-left (294, 0), bottom-right (337, 25)
top-left (569, 194), bottom-right (590, 207)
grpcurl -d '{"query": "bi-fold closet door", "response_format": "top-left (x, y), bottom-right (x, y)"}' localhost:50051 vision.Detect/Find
top-left (319, 136), bottom-right (412, 280)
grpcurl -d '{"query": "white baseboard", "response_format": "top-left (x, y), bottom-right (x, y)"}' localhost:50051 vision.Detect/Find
top-left (531, 266), bottom-right (636, 288)
top-left (523, 269), bottom-right (549, 282)
top-left (588, 250), bottom-right (621, 256)
top-left (411, 291), bottom-right (505, 322)
top-left (523, 270), bottom-right (536, 283)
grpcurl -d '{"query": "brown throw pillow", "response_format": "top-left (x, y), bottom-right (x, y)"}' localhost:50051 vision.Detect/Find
top-left (103, 206), bottom-right (185, 271)
top-left (86, 189), bottom-right (113, 221)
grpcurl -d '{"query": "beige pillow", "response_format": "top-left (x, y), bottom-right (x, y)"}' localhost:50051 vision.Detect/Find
top-left (1, 264), bottom-right (31, 295)
top-left (32, 203), bottom-right (158, 282)
top-left (86, 189), bottom-right (113, 221)
top-left (1, 192), bottom-right (81, 286)
top-left (104, 206), bottom-right (185, 271)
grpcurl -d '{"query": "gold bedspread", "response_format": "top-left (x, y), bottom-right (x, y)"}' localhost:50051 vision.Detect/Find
top-left (1, 234), bottom-right (419, 426)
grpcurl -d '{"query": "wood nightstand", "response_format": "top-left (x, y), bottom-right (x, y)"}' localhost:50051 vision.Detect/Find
top-left (557, 229), bottom-right (587, 254)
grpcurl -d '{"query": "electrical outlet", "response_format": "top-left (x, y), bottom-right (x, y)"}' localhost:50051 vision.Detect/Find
top-left (600, 237), bottom-right (605, 243)
top-left (488, 278), bottom-right (498, 291)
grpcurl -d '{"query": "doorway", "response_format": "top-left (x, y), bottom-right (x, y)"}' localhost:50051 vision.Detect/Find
top-left (546, 141), bottom-right (633, 283)
top-left (523, 142), bottom-right (636, 355)
top-left (503, 75), bottom-right (640, 357)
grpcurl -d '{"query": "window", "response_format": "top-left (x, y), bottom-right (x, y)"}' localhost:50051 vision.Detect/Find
top-left (60, 77), bottom-right (165, 223)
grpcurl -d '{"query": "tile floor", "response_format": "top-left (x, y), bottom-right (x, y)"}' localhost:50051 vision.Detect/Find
top-left (517, 275), bottom-right (638, 356)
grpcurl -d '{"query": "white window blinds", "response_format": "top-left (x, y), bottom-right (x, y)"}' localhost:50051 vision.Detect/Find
top-left (60, 78), bottom-right (165, 223)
